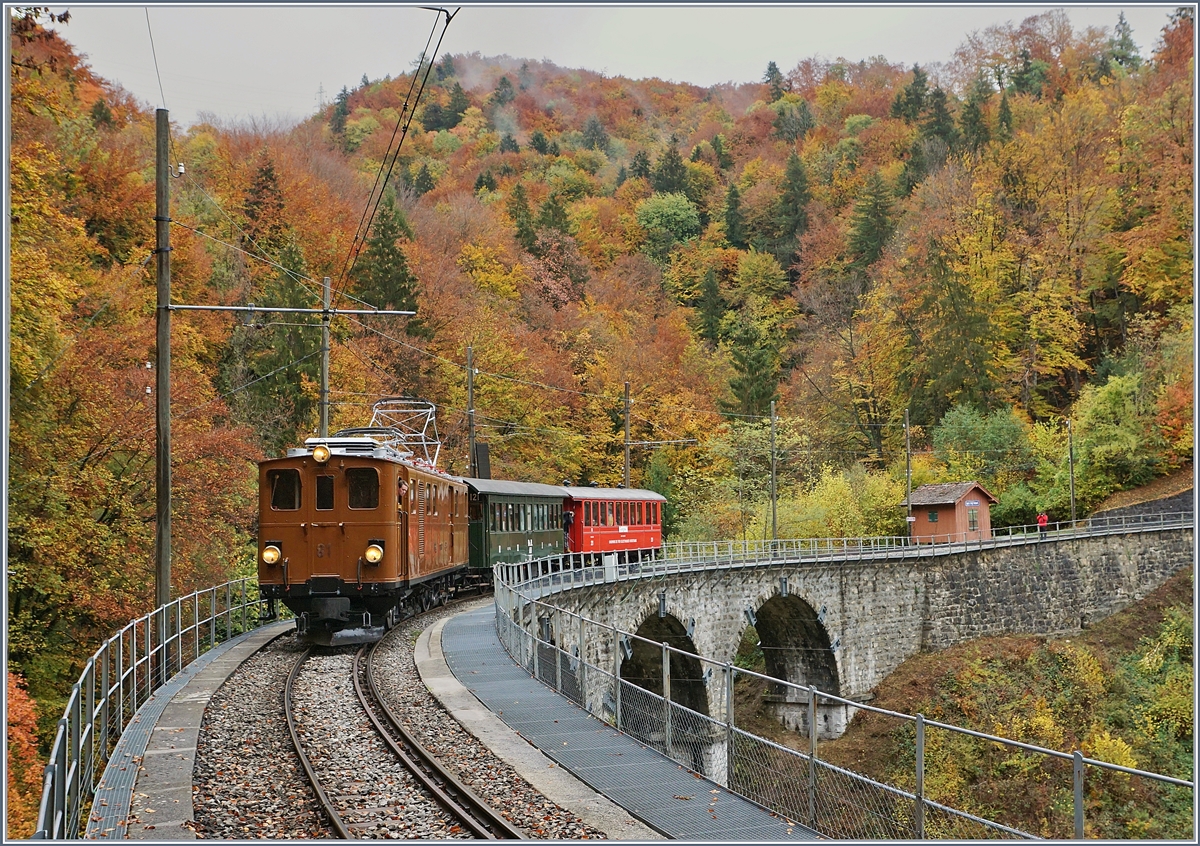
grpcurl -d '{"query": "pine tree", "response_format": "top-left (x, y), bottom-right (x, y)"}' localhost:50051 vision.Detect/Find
top-left (1108, 12), bottom-right (1143, 70)
top-left (996, 89), bottom-right (1013, 142)
top-left (352, 194), bottom-right (418, 315)
top-left (711, 134), bottom-right (733, 170)
top-left (411, 162), bottom-right (435, 196)
top-left (890, 65), bottom-right (928, 123)
top-left (499, 133), bottom-right (520, 153)
top-left (474, 170), bottom-right (497, 193)
top-left (492, 76), bottom-right (516, 106)
top-left (1010, 49), bottom-right (1046, 98)
top-left (448, 83), bottom-right (470, 123)
top-left (330, 86), bottom-right (350, 136)
top-left (421, 101), bottom-right (447, 132)
top-left (724, 184), bottom-right (747, 249)
top-left (959, 75), bottom-right (992, 155)
top-left (921, 87), bottom-right (958, 149)
top-left (847, 171), bottom-right (895, 283)
top-left (720, 326), bottom-right (780, 418)
top-left (506, 183), bottom-right (537, 252)
top-left (529, 130), bottom-right (550, 154)
top-left (581, 115), bottom-right (609, 151)
top-left (536, 193), bottom-right (571, 235)
top-left (436, 54), bottom-right (456, 80)
top-left (244, 156), bottom-right (287, 251)
top-left (630, 149), bottom-right (652, 180)
top-left (652, 144), bottom-right (688, 194)
top-left (778, 152), bottom-right (810, 240)
top-left (615, 165), bottom-right (627, 188)
top-left (764, 60), bottom-right (786, 102)
top-left (697, 267), bottom-right (724, 346)
top-left (774, 151), bottom-right (810, 269)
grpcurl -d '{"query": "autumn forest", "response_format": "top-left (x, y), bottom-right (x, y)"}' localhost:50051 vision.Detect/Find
top-left (5, 8), bottom-right (1194, 834)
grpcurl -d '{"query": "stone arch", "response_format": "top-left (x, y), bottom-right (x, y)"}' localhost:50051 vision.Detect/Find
top-left (753, 593), bottom-right (840, 697)
top-left (620, 613), bottom-right (709, 717)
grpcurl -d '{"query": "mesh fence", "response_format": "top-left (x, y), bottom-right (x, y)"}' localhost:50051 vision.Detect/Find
top-left (495, 572), bottom-right (1196, 841)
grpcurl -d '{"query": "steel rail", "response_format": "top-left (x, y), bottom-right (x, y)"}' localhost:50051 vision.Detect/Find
top-left (283, 647), bottom-right (352, 839)
top-left (355, 641), bottom-right (526, 840)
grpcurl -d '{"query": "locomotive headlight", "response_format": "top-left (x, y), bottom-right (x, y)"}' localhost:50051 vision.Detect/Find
top-left (312, 444), bottom-right (331, 463)
top-left (261, 544), bottom-right (282, 565)
top-left (364, 542), bottom-right (385, 564)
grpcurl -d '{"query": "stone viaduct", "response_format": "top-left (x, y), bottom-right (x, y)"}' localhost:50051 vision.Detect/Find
top-left (516, 524), bottom-right (1193, 745)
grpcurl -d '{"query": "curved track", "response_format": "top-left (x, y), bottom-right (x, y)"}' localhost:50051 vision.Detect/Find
top-left (284, 638), bottom-right (524, 840)
top-left (356, 640), bottom-right (526, 839)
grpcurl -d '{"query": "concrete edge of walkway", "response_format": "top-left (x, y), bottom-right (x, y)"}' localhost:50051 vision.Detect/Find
top-left (121, 620), bottom-right (295, 841)
top-left (416, 608), bottom-right (664, 841)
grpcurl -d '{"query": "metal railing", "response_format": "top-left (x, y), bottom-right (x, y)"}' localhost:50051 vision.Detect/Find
top-left (656, 511), bottom-right (1193, 572)
top-left (33, 578), bottom-right (269, 840)
top-left (493, 515), bottom-right (1195, 839)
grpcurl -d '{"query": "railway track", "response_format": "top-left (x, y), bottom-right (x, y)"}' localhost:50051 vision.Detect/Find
top-left (284, 635), bottom-right (525, 840)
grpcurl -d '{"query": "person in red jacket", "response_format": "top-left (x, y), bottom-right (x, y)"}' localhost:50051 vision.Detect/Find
top-left (1037, 511), bottom-right (1049, 536)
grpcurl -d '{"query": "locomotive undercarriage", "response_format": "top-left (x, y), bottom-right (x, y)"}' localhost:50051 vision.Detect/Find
top-left (264, 569), bottom-right (467, 646)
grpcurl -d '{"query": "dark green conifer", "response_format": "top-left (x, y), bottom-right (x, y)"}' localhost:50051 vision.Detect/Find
top-left (352, 194), bottom-right (418, 315)
top-left (847, 171), bottom-right (895, 283)
top-left (499, 133), bottom-right (520, 153)
top-left (448, 83), bottom-right (470, 122)
top-left (492, 76), bottom-right (516, 106)
top-left (959, 75), bottom-right (992, 154)
top-left (921, 87), bottom-right (958, 148)
top-left (652, 144), bottom-right (688, 194)
top-left (581, 115), bottom-right (609, 151)
top-left (630, 149), bottom-right (652, 180)
top-left (474, 170), bottom-right (497, 193)
top-left (697, 267), bottom-right (724, 346)
top-left (764, 60), bottom-right (786, 102)
top-left (530, 130), bottom-right (550, 154)
top-left (536, 193), bottom-right (571, 235)
top-left (411, 162), bottom-right (435, 196)
top-left (724, 184), bottom-right (747, 250)
top-left (506, 183), bottom-right (537, 252)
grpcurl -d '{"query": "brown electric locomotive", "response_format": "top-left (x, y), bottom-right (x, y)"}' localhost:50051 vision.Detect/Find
top-left (257, 431), bottom-right (468, 645)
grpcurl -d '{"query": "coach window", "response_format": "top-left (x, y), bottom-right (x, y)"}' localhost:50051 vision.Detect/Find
top-left (651, 502), bottom-right (658, 524)
top-left (269, 469), bottom-right (301, 510)
top-left (347, 468), bottom-right (379, 509)
top-left (316, 475), bottom-right (334, 510)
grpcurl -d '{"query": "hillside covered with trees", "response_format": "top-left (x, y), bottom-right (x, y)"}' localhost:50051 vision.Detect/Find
top-left (6, 7), bottom-right (1193, 835)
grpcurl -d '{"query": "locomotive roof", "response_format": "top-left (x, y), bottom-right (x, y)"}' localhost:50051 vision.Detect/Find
top-left (266, 437), bottom-right (454, 480)
top-left (461, 478), bottom-right (568, 498)
top-left (562, 486), bottom-right (666, 502)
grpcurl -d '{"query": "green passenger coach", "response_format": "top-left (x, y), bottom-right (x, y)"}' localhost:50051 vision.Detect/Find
top-left (462, 478), bottom-right (567, 571)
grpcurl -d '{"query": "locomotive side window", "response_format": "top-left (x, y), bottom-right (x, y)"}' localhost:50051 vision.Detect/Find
top-left (347, 468), bottom-right (379, 509)
top-left (606, 502), bottom-right (614, 526)
top-left (269, 469), bottom-right (301, 510)
top-left (316, 475), bottom-right (334, 510)
top-left (637, 501), bottom-right (644, 525)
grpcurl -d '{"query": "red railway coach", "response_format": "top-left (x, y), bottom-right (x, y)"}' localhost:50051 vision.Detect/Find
top-left (562, 486), bottom-right (667, 559)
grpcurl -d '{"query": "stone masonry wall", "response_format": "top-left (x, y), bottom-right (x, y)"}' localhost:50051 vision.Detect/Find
top-left (536, 528), bottom-right (1193, 723)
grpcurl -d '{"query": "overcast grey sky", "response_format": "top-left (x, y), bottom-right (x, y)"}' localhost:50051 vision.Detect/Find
top-left (44, 3), bottom-right (1178, 128)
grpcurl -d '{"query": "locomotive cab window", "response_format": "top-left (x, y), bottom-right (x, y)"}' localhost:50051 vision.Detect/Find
top-left (269, 469), bottom-right (301, 510)
top-left (316, 475), bottom-right (334, 510)
top-left (347, 468), bottom-right (379, 509)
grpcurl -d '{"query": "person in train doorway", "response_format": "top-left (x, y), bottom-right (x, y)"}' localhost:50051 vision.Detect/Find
top-left (1037, 510), bottom-right (1049, 537)
top-left (562, 507), bottom-right (575, 552)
